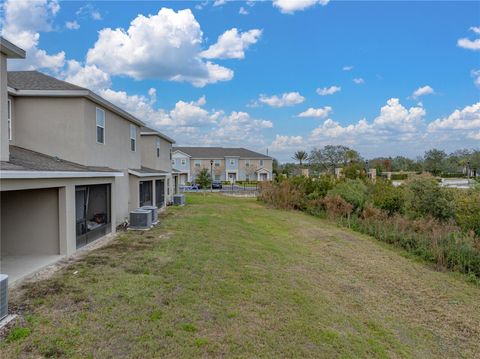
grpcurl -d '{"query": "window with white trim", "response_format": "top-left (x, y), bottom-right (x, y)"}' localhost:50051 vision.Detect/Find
top-left (130, 124), bottom-right (136, 151)
top-left (245, 159), bottom-right (250, 167)
top-left (229, 159), bottom-right (235, 165)
top-left (181, 159), bottom-right (187, 166)
top-left (259, 159), bottom-right (264, 166)
top-left (7, 99), bottom-right (12, 140)
top-left (171, 159), bottom-right (176, 166)
top-left (194, 160), bottom-right (201, 167)
top-left (214, 160), bottom-right (220, 167)
top-left (96, 108), bottom-right (105, 144)
top-left (156, 138), bottom-right (161, 157)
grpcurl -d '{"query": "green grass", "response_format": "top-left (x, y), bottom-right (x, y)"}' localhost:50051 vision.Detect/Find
top-left (1, 194), bottom-right (479, 358)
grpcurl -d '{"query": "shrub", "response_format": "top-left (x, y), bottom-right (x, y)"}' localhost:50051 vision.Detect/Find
top-left (454, 188), bottom-right (480, 236)
top-left (390, 173), bottom-right (408, 181)
top-left (322, 195), bottom-right (353, 221)
top-left (404, 174), bottom-right (455, 221)
top-left (370, 179), bottom-right (405, 215)
top-left (327, 179), bottom-right (368, 212)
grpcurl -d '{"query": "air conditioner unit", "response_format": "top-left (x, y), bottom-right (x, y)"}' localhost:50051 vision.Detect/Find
top-left (0, 274), bottom-right (8, 321)
top-left (129, 209), bottom-right (152, 230)
top-left (141, 206), bottom-right (158, 225)
top-left (173, 194), bottom-right (185, 206)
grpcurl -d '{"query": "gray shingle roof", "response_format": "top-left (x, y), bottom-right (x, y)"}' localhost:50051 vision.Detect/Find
top-left (173, 147), bottom-right (271, 159)
top-left (140, 126), bottom-right (176, 144)
top-left (8, 71), bottom-right (87, 91)
top-left (130, 166), bottom-right (169, 174)
top-left (1, 146), bottom-right (118, 173)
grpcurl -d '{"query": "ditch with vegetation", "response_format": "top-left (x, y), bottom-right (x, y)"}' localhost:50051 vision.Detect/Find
top-left (1, 194), bottom-right (479, 358)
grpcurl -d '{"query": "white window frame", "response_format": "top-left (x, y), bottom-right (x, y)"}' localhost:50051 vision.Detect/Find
top-left (229, 159), bottom-right (235, 166)
top-left (181, 159), bottom-right (187, 166)
top-left (171, 159), bottom-right (175, 166)
top-left (194, 160), bottom-right (201, 167)
top-left (156, 138), bottom-right (161, 157)
top-left (7, 99), bottom-right (12, 141)
top-left (214, 160), bottom-right (220, 167)
top-left (245, 159), bottom-right (250, 167)
top-left (96, 107), bottom-right (105, 144)
top-left (130, 124), bottom-right (136, 152)
top-left (259, 159), bottom-right (264, 166)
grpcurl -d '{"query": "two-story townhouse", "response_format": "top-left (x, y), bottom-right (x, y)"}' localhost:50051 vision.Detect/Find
top-left (171, 149), bottom-right (191, 184)
top-left (129, 126), bottom-right (177, 209)
top-left (0, 37), bottom-right (179, 285)
top-left (0, 38), bottom-right (123, 284)
top-left (172, 147), bottom-right (273, 183)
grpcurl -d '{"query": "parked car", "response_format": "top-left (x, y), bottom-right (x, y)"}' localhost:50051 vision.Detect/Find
top-left (212, 180), bottom-right (223, 189)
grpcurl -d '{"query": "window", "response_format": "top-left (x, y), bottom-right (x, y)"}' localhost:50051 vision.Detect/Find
top-left (130, 124), bottom-right (136, 151)
top-left (7, 99), bottom-right (12, 140)
top-left (229, 159), bottom-right (235, 166)
top-left (167, 179), bottom-right (170, 195)
top-left (171, 159), bottom-right (176, 166)
top-left (259, 159), bottom-right (264, 166)
top-left (181, 159), bottom-right (187, 166)
top-left (195, 160), bottom-right (201, 167)
top-left (156, 138), bottom-right (161, 157)
top-left (215, 174), bottom-right (221, 180)
top-left (96, 108), bottom-right (105, 144)
top-left (214, 160), bottom-right (220, 167)
top-left (169, 148), bottom-right (172, 160)
top-left (245, 160), bottom-right (250, 167)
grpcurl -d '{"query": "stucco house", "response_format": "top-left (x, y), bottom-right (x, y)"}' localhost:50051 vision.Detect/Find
top-left (172, 147), bottom-right (273, 184)
top-left (0, 37), bottom-right (177, 284)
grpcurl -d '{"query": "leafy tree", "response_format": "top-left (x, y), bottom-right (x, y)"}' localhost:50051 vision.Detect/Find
top-left (371, 180), bottom-right (405, 215)
top-left (292, 150), bottom-right (308, 166)
top-left (196, 168), bottom-right (211, 191)
top-left (454, 188), bottom-right (480, 235)
top-left (327, 179), bottom-right (368, 211)
top-left (404, 175), bottom-right (455, 221)
top-left (423, 148), bottom-right (447, 176)
top-left (309, 145), bottom-right (359, 174)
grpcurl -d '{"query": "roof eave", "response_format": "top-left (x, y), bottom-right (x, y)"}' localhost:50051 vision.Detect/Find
top-left (140, 132), bottom-right (176, 144)
top-left (0, 170), bottom-right (123, 179)
top-left (0, 38), bottom-right (26, 59)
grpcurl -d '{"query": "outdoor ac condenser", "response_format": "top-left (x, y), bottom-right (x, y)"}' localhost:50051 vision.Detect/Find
top-left (129, 209), bottom-right (152, 230)
top-left (0, 274), bottom-right (8, 320)
top-left (173, 194), bottom-right (185, 206)
top-left (141, 206), bottom-right (159, 224)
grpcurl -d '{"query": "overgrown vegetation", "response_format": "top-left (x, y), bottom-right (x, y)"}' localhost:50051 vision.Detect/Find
top-left (2, 194), bottom-right (479, 358)
top-left (259, 175), bottom-right (480, 278)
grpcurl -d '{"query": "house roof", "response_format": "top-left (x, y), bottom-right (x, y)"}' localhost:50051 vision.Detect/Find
top-left (8, 71), bottom-right (86, 91)
top-left (173, 147), bottom-right (271, 159)
top-left (7, 71), bottom-right (145, 127)
top-left (128, 166), bottom-right (170, 177)
top-left (140, 126), bottom-right (176, 144)
top-left (0, 146), bottom-right (122, 178)
top-left (0, 37), bottom-right (26, 58)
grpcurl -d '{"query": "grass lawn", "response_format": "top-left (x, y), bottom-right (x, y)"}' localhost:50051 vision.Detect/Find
top-left (1, 194), bottom-right (479, 358)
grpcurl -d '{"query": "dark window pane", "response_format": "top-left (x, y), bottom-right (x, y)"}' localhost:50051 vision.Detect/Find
top-left (131, 138), bottom-right (136, 151)
top-left (97, 126), bottom-right (104, 143)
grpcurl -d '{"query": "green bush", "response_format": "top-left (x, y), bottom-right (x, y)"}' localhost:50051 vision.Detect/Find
top-left (370, 180), bottom-right (405, 215)
top-left (455, 189), bottom-right (480, 236)
top-left (390, 173), bottom-right (408, 180)
top-left (404, 175), bottom-right (455, 221)
top-left (327, 179), bottom-right (368, 211)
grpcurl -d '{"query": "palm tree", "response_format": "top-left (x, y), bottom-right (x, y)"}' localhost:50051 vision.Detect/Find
top-left (293, 150), bottom-right (308, 166)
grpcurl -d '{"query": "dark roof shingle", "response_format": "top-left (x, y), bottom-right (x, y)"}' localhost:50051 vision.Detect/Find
top-left (1, 146), bottom-right (118, 173)
top-left (173, 147), bottom-right (271, 159)
top-left (8, 71), bottom-right (87, 91)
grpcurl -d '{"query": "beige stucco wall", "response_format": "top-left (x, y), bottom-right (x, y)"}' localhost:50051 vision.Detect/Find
top-left (128, 174), bottom-right (172, 211)
top-left (1, 176), bottom-right (116, 257)
top-left (1, 187), bottom-right (60, 255)
top-left (0, 53), bottom-right (9, 161)
top-left (140, 135), bottom-right (173, 172)
top-left (9, 96), bottom-right (142, 224)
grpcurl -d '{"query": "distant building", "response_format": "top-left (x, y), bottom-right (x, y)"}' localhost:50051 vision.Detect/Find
top-left (172, 147), bottom-right (273, 184)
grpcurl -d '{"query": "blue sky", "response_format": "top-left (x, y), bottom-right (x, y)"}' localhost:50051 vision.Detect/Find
top-left (1, 0), bottom-right (479, 161)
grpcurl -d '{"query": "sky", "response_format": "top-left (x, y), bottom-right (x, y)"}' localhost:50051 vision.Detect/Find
top-left (1, 0), bottom-right (479, 162)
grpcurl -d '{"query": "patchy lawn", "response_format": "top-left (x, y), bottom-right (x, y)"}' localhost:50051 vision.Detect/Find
top-left (1, 194), bottom-right (479, 358)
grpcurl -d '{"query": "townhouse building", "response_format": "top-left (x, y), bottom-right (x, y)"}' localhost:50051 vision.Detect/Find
top-left (172, 147), bottom-right (273, 184)
top-left (0, 37), bottom-right (177, 284)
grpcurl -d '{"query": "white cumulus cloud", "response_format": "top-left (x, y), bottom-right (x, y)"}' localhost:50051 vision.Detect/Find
top-left (457, 26), bottom-right (480, 51)
top-left (316, 86), bottom-right (341, 96)
top-left (65, 20), bottom-right (80, 30)
top-left (200, 28), bottom-right (262, 59)
top-left (298, 106), bottom-right (332, 118)
top-left (353, 78), bottom-right (364, 84)
top-left (259, 92), bottom-right (305, 107)
top-left (86, 8), bottom-right (236, 87)
top-left (427, 102), bottom-right (480, 133)
top-left (1, 0), bottom-right (65, 71)
top-left (412, 85), bottom-right (435, 99)
top-left (272, 0), bottom-right (330, 14)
